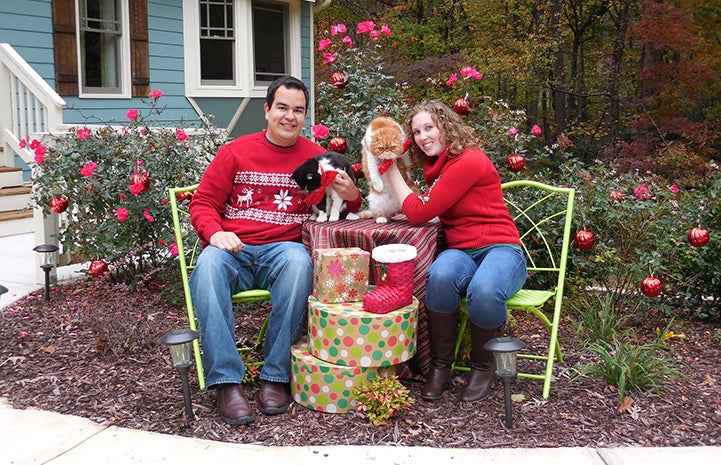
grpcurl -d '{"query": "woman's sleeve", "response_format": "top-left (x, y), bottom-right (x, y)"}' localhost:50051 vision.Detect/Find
top-left (402, 155), bottom-right (484, 224)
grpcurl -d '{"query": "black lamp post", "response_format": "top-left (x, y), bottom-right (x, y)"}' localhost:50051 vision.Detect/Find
top-left (484, 336), bottom-right (526, 428)
top-left (159, 328), bottom-right (199, 421)
top-left (33, 244), bottom-right (59, 302)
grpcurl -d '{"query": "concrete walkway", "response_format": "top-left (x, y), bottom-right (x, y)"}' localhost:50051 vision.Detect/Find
top-left (1, 233), bottom-right (720, 464)
top-left (1, 398), bottom-right (719, 464)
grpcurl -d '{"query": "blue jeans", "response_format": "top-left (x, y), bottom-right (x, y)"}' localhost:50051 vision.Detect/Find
top-left (425, 246), bottom-right (527, 328)
top-left (189, 241), bottom-right (312, 388)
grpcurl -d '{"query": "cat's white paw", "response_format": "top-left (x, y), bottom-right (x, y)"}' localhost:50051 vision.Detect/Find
top-left (329, 213), bottom-right (340, 222)
top-left (345, 212), bottom-right (360, 220)
top-left (375, 216), bottom-right (389, 224)
top-left (317, 212), bottom-right (328, 222)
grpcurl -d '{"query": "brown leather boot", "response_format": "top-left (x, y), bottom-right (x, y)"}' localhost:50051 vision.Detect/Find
top-left (460, 322), bottom-right (499, 402)
top-left (421, 309), bottom-right (460, 401)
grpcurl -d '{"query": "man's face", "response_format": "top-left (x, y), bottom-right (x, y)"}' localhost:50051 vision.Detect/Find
top-left (264, 85), bottom-right (307, 146)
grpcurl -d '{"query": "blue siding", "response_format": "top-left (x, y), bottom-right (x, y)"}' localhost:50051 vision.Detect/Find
top-left (1, 0), bottom-right (316, 135)
top-left (0, 0), bottom-right (56, 87)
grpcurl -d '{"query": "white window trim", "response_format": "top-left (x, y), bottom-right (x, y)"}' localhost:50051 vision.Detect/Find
top-left (183, 0), bottom-right (302, 98)
top-left (76, 0), bottom-right (132, 99)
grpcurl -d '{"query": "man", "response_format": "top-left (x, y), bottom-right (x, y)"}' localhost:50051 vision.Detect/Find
top-left (189, 75), bottom-right (361, 425)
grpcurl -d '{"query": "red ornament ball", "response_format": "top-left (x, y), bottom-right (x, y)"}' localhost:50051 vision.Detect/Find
top-left (176, 191), bottom-right (193, 203)
top-left (328, 136), bottom-right (347, 154)
top-left (49, 196), bottom-right (69, 213)
top-left (688, 227), bottom-right (709, 248)
top-left (505, 153), bottom-right (526, 173)
top-left (88, 259), bottom-right (109, 278)
top-left (132, 171), bottom-right (150, 189)
top-left (330, 72), bottom-right (348, 89)
top-left (453, 97), bottom-right (470, 116)
top-left (640, 276), bottom-right (663, 298)
top-left (574, 229), bottom-right (595, 250)
top-left (351, 162), bottom-right (364, 179)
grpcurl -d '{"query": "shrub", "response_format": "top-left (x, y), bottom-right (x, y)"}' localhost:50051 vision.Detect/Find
top-left (30, 93), bottom-right (226, 283)
top-left (577, 340), bottom-right (683, 402)
top-left (353, 374), bottom-right (414, 426)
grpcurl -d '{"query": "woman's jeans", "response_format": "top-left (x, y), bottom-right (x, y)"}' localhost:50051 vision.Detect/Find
top-left (425, 245), bottom-right (527, 328)
top-left (189, 241), bottom-right (312, 388)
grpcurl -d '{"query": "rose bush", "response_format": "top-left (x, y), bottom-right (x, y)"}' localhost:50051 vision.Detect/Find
top-left (30, 92), bottom-right (226, 283)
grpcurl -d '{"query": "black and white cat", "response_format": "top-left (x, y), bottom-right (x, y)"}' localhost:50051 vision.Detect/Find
top-left (292, 151), bottom-right (359, 222)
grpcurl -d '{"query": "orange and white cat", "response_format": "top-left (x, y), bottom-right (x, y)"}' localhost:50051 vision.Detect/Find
top-left (360, 117), bottom-right (418, 223)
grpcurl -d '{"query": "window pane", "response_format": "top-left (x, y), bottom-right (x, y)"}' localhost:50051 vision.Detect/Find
top-left (200, 0), bottom-right (234, 84)
top-left (79, 0), bottom-right (122, 92)
top-left (252, 1), bottom-right (287, 84)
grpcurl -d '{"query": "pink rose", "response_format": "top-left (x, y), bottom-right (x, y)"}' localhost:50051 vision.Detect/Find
top-left (143, 209), bottom-right (155, 222)
top-left (34, 146), bottom-right (46, 165)
top-left (115, 208), bottom-right (129, 222)
top-left (532, 125), bottom-right (542, 136)
top-left (80, 161), bottom-right (98, 177)
top-left (669, 184), bottom-right (680, 194)
top-left (330, 24), bottom-right (346, 35)
top-left (169, 242), bottom-right (179, 256)
top-left (19, 139), bottom-right (27, 149)
top-left (176, 129), bottom-right (188, 141)
top-left (357, 21), bottom-right (376, 34)
top-left (446, 73), bottom-right (458, 85)
top-left (77, 128), bottom-right (90, 139)
top-left (312, 124), bottom-right (329, 140)
top-left (30, 139), bottom-right (40, 150)
top-left (126, 108), bottom-right (138, 120)
top-left (342, 35), bottom-right (353, 47)
top-left (634, 183), bottom-right (651, 200)
top-left (149, 89), bottom-right (163, 99)
top-left (129, 182), bottom-right (145, 195)
top-left (381, 24), bottom-right (391, 36)
top-left (369, 30), bottom-right (381, 39)
top-left (323, 53), bottom-right (337, 64)
top-left (508, 127), bottom-right (519, 136)
top-left (318, 38), bottom-right (331, 51)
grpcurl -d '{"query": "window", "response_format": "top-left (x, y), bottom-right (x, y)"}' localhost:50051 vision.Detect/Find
top-left (51, 0), bottom-right (149, 98)
top-left (200, 0), bottom-right (235, 85)
top-left (78, 0), bottom-right (125, 93)
top-left (184, 0), bottom-right (301, 98)
top-left (252, 0), bottom-right (288, 84)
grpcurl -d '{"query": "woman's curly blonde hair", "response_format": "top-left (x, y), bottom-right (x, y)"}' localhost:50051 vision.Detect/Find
top-left (403, 99), bottom-right (480, 161)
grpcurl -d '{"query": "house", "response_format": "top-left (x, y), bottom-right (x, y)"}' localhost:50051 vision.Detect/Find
top-left (0, 0), bottom-right (326, 244)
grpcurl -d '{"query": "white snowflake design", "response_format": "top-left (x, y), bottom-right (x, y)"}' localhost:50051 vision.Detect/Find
top-left (273, 189), bottom-right (293, 210)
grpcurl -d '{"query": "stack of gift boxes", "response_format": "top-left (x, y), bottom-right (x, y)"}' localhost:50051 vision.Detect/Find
top-left (291, 246), bottom-right (418, 414)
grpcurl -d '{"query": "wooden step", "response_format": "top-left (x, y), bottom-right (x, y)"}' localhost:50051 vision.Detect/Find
top-left (0, 209), bottom-right (32, 222)
top-left (0, 208), bottom-right (34, 237)
top-left (0, 166), bottom-right (24, 188)
top-left (0, 186), bottom-right (32, 211)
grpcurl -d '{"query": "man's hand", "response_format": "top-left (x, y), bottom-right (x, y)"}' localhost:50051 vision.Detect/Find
top-left (332, 171), bottom-right (361, 201)
top-left (209, 231), bottom-right (245, 252)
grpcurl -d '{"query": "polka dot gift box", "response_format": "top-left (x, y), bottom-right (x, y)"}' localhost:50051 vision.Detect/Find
top-left (307, 294), bottom-right (418, 367)
top-left (312, 247), bottom-right (370, 303)
top-left (291, 339), bottom-right (395, 413)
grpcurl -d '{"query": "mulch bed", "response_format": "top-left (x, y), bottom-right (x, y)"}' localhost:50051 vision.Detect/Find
top-left (1, 277), bottom-right (720, 448)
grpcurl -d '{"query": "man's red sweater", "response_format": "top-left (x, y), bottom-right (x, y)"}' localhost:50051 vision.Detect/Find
top-left (190, 132), bottom-right (360, 246)
top-left (402, 148), bottom-right (521, 249)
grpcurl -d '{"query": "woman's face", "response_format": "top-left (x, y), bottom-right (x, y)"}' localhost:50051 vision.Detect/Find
top-left (411, 111), bottom-right (445, 157)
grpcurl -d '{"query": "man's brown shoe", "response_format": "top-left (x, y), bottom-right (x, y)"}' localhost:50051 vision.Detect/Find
top-left (217, 383), bottom-right (255, 425)
top-left (258, 380), bottom-right (289, 415)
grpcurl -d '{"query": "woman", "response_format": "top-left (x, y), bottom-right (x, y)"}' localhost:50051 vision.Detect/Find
top-left (385, 100), bottom-right (527, 402)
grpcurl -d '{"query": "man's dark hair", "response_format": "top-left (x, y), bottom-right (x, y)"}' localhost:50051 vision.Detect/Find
top-left (266, 75), bottom-right (309, 110)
